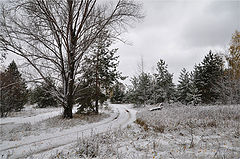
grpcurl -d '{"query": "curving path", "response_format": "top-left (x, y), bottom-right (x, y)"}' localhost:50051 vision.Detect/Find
top-left (0, 104), bottom-right (136, 159)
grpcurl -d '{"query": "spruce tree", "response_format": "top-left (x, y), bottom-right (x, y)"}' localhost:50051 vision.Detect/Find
top-left (186, 72), bottom-right (202, 105)
top-left (130, 72), bottom-right (152, 106)
top-left (177, 68), bottom-right (191, 104)
top-left (193, 51), bottom-right (224, 104)
top-left (110, 82), bottom-right (125, 104)
top-left (0, 61), bottom-right (27, 117)
top-left (79, 30), bottom-right (122, 113)
top-left (153, 59), bottom-right (175, 103)
top-left (30, 78), bottom-right (58, 108)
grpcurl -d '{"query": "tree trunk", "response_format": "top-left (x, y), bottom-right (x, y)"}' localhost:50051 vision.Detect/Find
top-left (63, 75), bottom-right (74, 118)
top-left (63, 106), bottom-right (73, 118)
top-left (95, 48), bottom-right (99, 114)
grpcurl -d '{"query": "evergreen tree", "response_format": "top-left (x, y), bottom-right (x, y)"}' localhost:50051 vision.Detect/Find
top-left (153, 59), bottom-right (175, 103)
top-left (30, 79), bottom-right (58, 108)
top-left (177, 68), bottom-right (191, 104)
top-left (186, 72), bottom-right (202, 105)
top-left (0, 61), bottom-right (27, 117)
top-left (78, 30), bottom-right (122, 113)
top-left (130, 72), bottom-right (152, 106)
top-left (110, 82), bottom-right (125, 104)
top-left (193, 51), bottom-right (224, 104)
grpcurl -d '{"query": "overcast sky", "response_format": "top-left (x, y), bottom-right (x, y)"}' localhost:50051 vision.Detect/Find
top-left (114, 0), bottom-right (240, 84)
top-left (2, 0), bottom-right (240, 85)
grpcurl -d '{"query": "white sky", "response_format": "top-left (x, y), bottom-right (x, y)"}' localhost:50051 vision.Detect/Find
top-left (2, 0), bottom-right (240, 85)
top-left (114, 0), bottom-right (240, 84)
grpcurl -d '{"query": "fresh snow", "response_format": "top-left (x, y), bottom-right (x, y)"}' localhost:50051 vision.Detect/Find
top-left (1, 104), bottom-right (239, 159)
top-left (1, 107), bottom-right (78, 125)
top-left (0, 104), bottom-right (136, 159)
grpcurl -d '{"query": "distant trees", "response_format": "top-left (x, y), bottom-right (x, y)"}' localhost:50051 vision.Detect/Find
top-left (0, 0), bottom-right (143, 118)
top-left (127, 59), bottom-right (175, 106)
top-left (130, 72), bottom-right (152, 106)
top-left (121, 30), bottom-right (240, 106)
top-left (126, 49), bottom-right (236, 106)
top-left (0, 61), bottom-right (27, 117)
top-left (110, 82), bottom-right (125, 104)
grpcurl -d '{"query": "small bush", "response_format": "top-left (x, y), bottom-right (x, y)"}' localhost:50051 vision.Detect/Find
top-left (206, 120), bottom-right (217, 127)
top-left (135, 118), bottom-right (148, 131)
top-left (153, 125), bottom-right (165, 133)
top-left (76, 137), bottom-right (99, 158)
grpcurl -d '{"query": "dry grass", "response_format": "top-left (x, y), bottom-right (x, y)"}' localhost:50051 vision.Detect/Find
top-left (49, 104), bottom-right (240, 159)
top-left (136, 105), bottom-right (240, 131)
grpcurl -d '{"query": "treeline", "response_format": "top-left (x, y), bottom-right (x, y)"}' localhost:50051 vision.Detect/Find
top-left (1, 30), bottom-right (239, 117)
top-left (112, 30), bottom-right (240, 106)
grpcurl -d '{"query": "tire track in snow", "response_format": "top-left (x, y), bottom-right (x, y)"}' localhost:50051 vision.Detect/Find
top-left (0, 105), bottom-right (135, 159)
top-left (0, 109), bottom-right (119, 152)
top-left (27, 108), bottom-right (132, 158)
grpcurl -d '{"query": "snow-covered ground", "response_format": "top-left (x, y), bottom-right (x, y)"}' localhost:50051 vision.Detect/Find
top-left (1, 106), bottom-right (77, 125)
top-left (1, 104), bottom-right (240, 159)
top-left (40, 104), bottom-right (240, 159)
top-left (0, 104), bottom-right (135, 158)
top-left (134, 104), bottom-right (240, 158)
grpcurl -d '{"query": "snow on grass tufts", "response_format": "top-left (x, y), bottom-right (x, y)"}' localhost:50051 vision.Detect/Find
top-left (44, 105), bottom-right (240, 159)
top-left (136, 105), bottom-right (240, 131)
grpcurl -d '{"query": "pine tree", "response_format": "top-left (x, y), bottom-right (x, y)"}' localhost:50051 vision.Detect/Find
top-left (130, 72), bottom-right (152, 106)
top-left (79, 30), bottom-right (122, 113)
top-left (153, 59), bottom-right (175, 103)
top-left (110, 82), bottom-right (125, 104)
top-left (186, 72), bottom-right (202, 105)
top-left (0, 61), bottom-right (27, 117)
top-left (30, 78), bottom-right (58, 108)
top-left (177, 68), bottom-right (191, 104)
top-left (193, 51), bottom-right (224, 104)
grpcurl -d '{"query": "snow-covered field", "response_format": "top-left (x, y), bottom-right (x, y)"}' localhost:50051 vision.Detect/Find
top-left (135, 104), bottom-right (240, 158)
top-left (1, 104), bottom-right (240, 158)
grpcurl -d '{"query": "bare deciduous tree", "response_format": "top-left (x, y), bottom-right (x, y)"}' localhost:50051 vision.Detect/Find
top-left (0, 0), bottom-right (143, 118)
